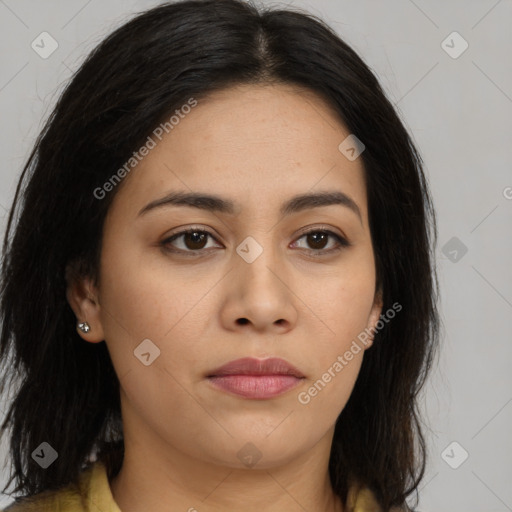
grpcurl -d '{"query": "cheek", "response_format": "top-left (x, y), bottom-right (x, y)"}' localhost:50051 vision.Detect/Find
top-left (97, 239), bottom-right (222, 383)
top-left (294, 273), bottom-right (373, 413)
top-left (296, 353), bottom-right (363, 423)
top-left (298, 261), bottom-right (376, 349)
top-left (98, 236), bottom-right (203, 336)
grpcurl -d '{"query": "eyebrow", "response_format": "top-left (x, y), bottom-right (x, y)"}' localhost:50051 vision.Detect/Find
top-left (137, 190), bottom-right (362, 222)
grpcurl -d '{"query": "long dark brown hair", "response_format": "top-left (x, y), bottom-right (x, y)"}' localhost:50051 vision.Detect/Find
top-left (0, 1), bottom-right (440, 510)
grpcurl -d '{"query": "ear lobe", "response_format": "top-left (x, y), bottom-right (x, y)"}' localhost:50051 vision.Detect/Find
top-left (65, 262), bottom-right (105, 343)
top-left (365, 287), bottom-right (383, 348)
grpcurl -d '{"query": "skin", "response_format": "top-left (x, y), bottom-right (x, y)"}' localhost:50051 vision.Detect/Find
top-left (67, 83), bottom-right (383, 512)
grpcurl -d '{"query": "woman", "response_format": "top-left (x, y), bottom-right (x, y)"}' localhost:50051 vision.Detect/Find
top-left (0, 0), bottom-right (439, 510)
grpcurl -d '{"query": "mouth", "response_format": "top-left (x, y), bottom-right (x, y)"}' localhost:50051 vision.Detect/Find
top-left (206, 357), bottom-right (305, 400)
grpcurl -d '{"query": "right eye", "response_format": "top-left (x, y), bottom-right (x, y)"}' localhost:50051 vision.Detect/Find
top-left (161, 228), bottom-right (222, 255)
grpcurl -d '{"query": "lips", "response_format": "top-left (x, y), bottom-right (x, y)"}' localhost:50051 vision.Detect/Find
top-left (206, 357), bottom-right (305, 399)
top-left (207, 357), bottom-right (305, 378)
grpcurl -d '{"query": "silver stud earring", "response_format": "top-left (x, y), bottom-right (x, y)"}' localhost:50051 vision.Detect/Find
top-left (77, 321), bottom-right (91, 333)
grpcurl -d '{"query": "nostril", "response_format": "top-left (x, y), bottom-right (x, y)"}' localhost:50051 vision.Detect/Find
top-left (237, 318), bottom-right (249, 325)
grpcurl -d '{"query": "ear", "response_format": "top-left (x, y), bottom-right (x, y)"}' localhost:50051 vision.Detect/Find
top-left (365, 286), bottom-right (383, 349)
top-left (65, 261), bottom-right (105, 343)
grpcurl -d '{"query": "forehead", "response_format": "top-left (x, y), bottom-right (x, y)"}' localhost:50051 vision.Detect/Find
top-left (108, 83), bottom-right (368, 222)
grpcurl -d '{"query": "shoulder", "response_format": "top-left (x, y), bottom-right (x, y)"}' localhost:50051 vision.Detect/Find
top-left (1, 488), bottom-right (83, 511)
top-left (347, 482), bottom-right (411, 512)
top-left (1, 462), bottom-right (100, 512)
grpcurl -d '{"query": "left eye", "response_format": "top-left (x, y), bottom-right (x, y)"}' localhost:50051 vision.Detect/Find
top-left (162, 229), bottom-right (221, 253)
top-left (292, 229), bottom-right (350, 253)
top-left (161, 228), bottom-right (349, 255)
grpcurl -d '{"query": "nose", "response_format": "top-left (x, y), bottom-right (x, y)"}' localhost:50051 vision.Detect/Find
top-left (221, 236), bottom-right (298, 334)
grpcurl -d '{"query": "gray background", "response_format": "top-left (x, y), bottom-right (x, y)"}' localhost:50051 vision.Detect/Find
top-left (0, 1), bottom-right (511, 510)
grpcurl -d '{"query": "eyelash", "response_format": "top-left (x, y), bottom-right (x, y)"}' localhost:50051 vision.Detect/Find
top-left (161, 226), bottom-right (350, 257)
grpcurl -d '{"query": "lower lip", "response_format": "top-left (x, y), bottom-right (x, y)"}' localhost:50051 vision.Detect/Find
top-left (207, 375), bottom-right (303, 399)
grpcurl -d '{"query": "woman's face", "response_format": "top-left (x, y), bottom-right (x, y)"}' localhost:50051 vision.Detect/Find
top-left (70, 83), bottom-right (382, 470)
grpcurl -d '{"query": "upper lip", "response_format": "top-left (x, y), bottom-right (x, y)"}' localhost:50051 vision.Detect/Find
top-left (207, 357), bottom-right (305, 378)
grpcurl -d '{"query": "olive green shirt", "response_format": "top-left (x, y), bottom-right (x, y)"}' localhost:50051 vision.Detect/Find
top-left (2, 461), bottom-right (401, 511)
